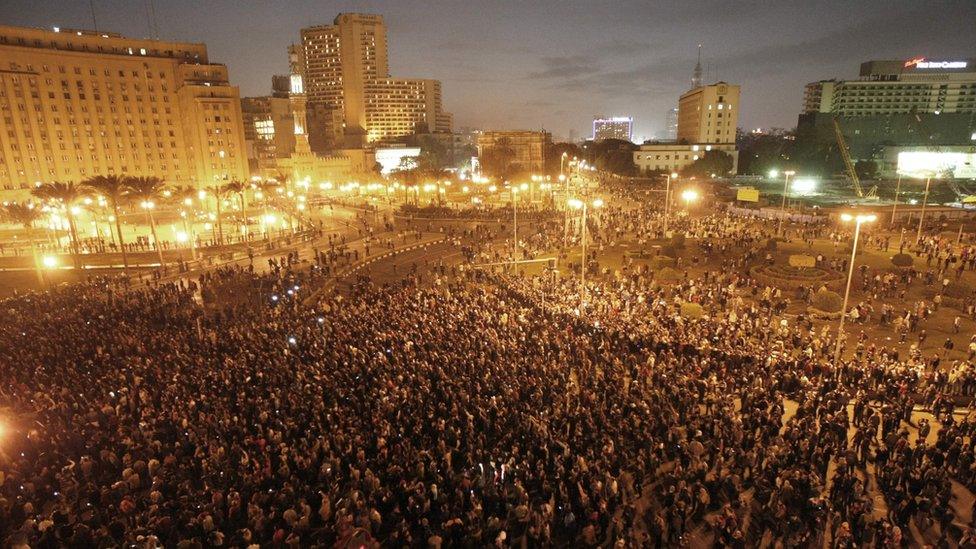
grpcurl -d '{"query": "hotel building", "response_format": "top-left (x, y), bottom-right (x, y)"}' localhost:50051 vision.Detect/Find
top-left (797, 58), bottom-right (976, 160)
top-left (0, 25), bottom-right (249, 200)
top-left (592, 116), bottom-right (633, 142)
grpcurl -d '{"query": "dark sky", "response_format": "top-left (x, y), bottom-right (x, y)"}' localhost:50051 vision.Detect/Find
top-left (2, 0), bottom-right (974, 140)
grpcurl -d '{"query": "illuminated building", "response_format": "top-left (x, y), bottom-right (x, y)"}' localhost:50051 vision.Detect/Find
top-left (665, 107), bottom-right (678, 140)
top-left (241, 95), bottom-right (295, 175)
top-left (633, 142), bottom-right (737, 174)
top-left (677, 82), bottom-right (740, 145)
top-left (0, 24), bottom-right (249, 199)
top-left (294, 13), bottom-right (451, 147)
top-left (477, 131), bottom-right (550, 173)
top-left (797, 58), bottom-right (976, 160)
top-left (636, 62), bottom-right (741, 175)
top-left (592, 117), bottom-right (633, 142)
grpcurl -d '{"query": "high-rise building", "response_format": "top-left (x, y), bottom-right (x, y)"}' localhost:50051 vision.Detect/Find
top-left (665, 107), bottom-right (678, 140)
top-left (0, 25), bottom-right (249, 199)
top-left (797, 57), bottom-right (976, 159)
top-left (477, 130), bottom-right (551, 173)
top-left (294, 13), bottom-right (451, 147)
top-left (592, 116), bottom-right (633, 142)
top-left (677, 82), bottom-right (740, 144)
top-left (241, 95), bottom-right (295, 175)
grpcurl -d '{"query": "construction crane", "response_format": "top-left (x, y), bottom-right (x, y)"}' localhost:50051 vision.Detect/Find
top-left (832, 118), bottom-right (878, 200)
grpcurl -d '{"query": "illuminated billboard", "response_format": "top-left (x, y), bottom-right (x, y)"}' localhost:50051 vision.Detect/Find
top-left (897, 151), bottom-right (976, 179)
top-left (375, 147), bottom-right (421, 175)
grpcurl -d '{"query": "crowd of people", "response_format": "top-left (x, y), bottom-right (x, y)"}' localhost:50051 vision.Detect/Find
top-left (3, 188), bottom-right (976, 548)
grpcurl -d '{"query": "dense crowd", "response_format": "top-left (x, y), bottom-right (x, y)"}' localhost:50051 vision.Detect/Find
top-left (4, 192), bottom-right (976, 548)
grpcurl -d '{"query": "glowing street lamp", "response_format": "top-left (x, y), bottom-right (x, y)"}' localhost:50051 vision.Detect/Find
top-left (776, 170), bottom-right (796, 236)
top-left (41, 255), bottom-right (58, 268)
top-left (834, 213), bottom-right (877, 367)
top-left (568, 197), bottom-right (604, 307)
top-left (664, 172), bottom-right (678, 237)
top-left (681, 189), bottom-right (700, 205)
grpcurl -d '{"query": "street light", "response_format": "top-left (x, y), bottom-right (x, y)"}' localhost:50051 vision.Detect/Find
top-left (664, 172), bottom-right (678, 237)
top-left (681, 189), bottom-right (699, 205)
top-left (776, 170), bottom-right (796, 236)
top-left (568, 197), bottom-right (603, 307)
top-left (834, 213), bottom-right (877, 368)
top-left (41, 255), bottom-right (58, 268)
top-left (916, 175), bottom-right (934, 243)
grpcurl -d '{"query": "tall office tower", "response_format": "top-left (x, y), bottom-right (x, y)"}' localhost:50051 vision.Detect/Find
top-left (296, 13), bottom-right (450, 147)
top-left (665, 107), bottom-right (679, 140)
top-left (0, 25), bottom-right (249, 199)
top-left (677, 82), bottom-right (740, 144)
top-left (241, 95), bottom-right (294, 175)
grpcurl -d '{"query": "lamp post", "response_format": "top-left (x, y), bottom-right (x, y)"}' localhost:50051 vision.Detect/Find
top-left (916, 175), bottom-right (932, 243)
top-left (512, 186), bottom-right (519, 262)
top-left (890, 174), bottom-right (902, 229)
top-left (833, 213), bottom-right (876, 368)
top-left (568, 197), bottom-right (604, 308)
top-left (776, 170), bottom-right (795, 236)
top-left (664, 172), bottom-right (678, 237)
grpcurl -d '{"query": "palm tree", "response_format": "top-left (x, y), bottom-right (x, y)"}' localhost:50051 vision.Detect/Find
top-left (83, 175), bottom-right (130, 274)
top-left (273, 172), bottom-right (297, 232)
top-left (125, 176), bottom-right (168, 265)
top-left (32, 181), bottom-right (86, 269)
top-left (222, 179), bottom-right (248, 239)
top-left (3, 203), bottom-right (45, 285)
top-left (205, 184), bottom-right (228, 245)
top-left (170, 186), bottom-right (199, 258)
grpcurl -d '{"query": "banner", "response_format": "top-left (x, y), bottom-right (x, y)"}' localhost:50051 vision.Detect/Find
top-left (736, 188), bottom-right (760, 202)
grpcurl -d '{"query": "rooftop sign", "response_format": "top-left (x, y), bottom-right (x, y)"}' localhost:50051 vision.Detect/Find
top-left (905, 57), bottom-right (968, 69)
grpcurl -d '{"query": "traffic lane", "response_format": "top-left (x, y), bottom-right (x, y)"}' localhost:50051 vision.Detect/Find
top-left (337, 240), bottom-right (462, 292)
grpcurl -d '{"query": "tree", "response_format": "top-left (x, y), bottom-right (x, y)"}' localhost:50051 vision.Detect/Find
top-left (83, 175), bottom-right (130, 274)
top-left (545, 142), bottom-right (584, 176)
top-left (581, 139), bottom-right (638, 176)
top-left (681, 150), bottom-right (734, 177)
top-left (736, 132), bottom-right (794, 175)
top-left (170, 186), bottom-right (199, 255)
top-left (3, 203), bottom-right (45, 285)
top-left (222, 179), bottom-right (249, 237)
top-left (125, 176), bottom-right (168, 265)
top-left (205, 184), bottom-right (229, 244)
top-left (32, 181), bottom-right (86, 269)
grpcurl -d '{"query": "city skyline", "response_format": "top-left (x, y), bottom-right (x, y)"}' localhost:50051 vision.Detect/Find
top-left (1, 0), bottom-right (974, 141)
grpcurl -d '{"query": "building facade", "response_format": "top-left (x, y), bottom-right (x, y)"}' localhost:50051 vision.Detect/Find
top-left (797, 58), bottom-right (976, 160)
top-left (677, 82), bottom-right (739, 144)
top-left (592, 116), bottom-right (633, 142)
top-left (477, 130), bottom-right (550, 173)
top-left (241, 95), bottom-right (295, 175)
top-left (633, 143), bottom-right (738, 174)
top-left (0, 25), bottom-right (248, 199)
top-left (294, 13), bottom-right (451, 147)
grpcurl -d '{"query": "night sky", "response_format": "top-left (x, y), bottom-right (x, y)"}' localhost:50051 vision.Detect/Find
top-left (2, 0), bottom-right (974, 140)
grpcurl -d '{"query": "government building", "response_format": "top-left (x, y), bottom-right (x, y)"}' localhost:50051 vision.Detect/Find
top-left (0, 25), bottom-right (249, 200)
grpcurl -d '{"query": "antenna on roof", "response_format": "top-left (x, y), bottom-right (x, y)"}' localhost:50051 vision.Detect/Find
top-left (89, 0), bottom-right (98, 32)
top-left (692, 44), bottom-right (703, 89)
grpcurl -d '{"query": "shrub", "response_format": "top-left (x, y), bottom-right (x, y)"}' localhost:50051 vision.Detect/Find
top-left (654, 267), bottom-right (683, 282)
top-left (670, 233), bottom-right (686, 249)
top-left (810, 288), bottom-right (843, 313)
top-left (651, 256), bottom-right (676, 269)
top-left (944, 281), bottom-right (975, 300)
top-left (789, 254), bottom-right (816, 268)
top-left (765, 238), bottom-right (778, 250)
top-left (891, 253), bottom-right (914, 268)
top-left (680, 302), bottom-right (703, 319)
